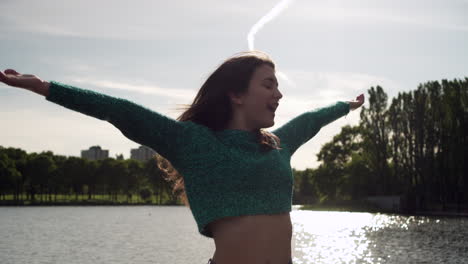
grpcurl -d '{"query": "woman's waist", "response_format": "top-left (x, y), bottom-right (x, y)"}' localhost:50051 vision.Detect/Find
top-left (211, 215), bottom-right (293, 264)
top-left (211, 213), bottom-right (293, 247)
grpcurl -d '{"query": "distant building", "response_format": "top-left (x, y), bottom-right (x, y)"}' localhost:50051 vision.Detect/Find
top-left (130, 145), bottom-right (157, 162)
top-left (81, 145), bottom-right (109, 161)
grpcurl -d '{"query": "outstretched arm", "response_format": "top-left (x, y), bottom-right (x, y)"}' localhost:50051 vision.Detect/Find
top-left (272, 94), bottom-right (364, 156)
top-left (0, 69), bottom-right (189, 162)
top-left (0, 69), bottom-right (50, 96)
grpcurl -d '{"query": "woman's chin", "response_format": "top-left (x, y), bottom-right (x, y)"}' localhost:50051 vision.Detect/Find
top-left (263, 120), bottom-right (275, 128)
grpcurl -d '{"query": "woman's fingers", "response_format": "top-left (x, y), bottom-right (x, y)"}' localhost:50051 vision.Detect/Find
top-left (355, 94), bottom-right (365, 106)
top-left (349, 94), bottom-right (365, 110)
top-left (0, 70), bottom-right (11, 83)
top-left (0, 69), bottom-right (23, 87)
top-left (0, 69), bottom-right (18, 84)
top-left (356, 94), bottom-right (364, 102)
top-left (4, 69), bottom-right (20, 75)
top-left (0, 69), bottom-right (44, 93)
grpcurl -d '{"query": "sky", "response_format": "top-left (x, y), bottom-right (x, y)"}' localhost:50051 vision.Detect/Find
top-left (1, 0), bottom-right (467, 170)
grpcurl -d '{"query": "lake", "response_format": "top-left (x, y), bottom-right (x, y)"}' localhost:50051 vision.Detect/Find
top-left (0, 205), bottom-right (467, 264)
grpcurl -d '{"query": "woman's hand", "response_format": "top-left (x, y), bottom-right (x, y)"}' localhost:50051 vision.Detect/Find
top-left (348, 93), bottom-right (365, 111)
top-left (0, 69), bottom-right (49, 96)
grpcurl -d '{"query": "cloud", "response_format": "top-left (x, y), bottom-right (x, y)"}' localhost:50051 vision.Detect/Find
top-left (0, 0), bottom-right (271, 40)
top-left (270, 70), bottom-right (395, 127)
top-left (276, 70), bottom-right (401, 103)
top-left (351, 13), bottom-right (468, 32)
top-left (2, 0), bottom-right (466, 43)
top-left (267, 69), bottom-right (404, 169)
top-left (284, 1), bottom-right (468, 32)
top-left (70, 78), bottom-right (195, 100)
top-left (0, 108), bottom-right (137, 158)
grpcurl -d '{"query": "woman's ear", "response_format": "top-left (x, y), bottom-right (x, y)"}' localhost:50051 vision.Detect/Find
top-left (228, 91), bottom-right (244, 105)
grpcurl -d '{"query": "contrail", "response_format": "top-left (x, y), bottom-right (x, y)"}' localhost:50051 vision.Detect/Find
top-left (247, 0), bottom-right (296, 88)
top-left (247, 0), bottom-right (295, 51)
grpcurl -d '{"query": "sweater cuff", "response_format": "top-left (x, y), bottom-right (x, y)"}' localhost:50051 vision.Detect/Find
top-left (338, 101), bottom-right (351, 116)
top-left (45, 81), bottom-right (62, 103)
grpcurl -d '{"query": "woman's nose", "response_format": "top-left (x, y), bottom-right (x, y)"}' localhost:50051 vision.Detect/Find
top-left (276, 89), bottom-right (283, 99)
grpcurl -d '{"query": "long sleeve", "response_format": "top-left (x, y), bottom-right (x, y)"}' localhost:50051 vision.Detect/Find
top-left (272, 101), bottom-right (350, 156)
top-left (45, 81), bottom-right (189, 162)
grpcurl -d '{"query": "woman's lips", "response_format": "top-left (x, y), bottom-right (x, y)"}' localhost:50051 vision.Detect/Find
top-left (267, 103), bottom-right (279, 112)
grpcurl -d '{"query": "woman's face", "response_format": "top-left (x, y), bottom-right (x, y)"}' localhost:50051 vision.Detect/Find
top-left (233, 64), bottom-right (283, 129)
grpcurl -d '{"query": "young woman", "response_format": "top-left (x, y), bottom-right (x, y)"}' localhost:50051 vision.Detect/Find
top-left (0, 51), bottom-right (364, 264)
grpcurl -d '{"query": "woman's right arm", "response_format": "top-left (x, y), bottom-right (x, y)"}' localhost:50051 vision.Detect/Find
top-left (0, 69), bottom-right (50, 96)
top-left (0, 69), bottom-right (189, 162)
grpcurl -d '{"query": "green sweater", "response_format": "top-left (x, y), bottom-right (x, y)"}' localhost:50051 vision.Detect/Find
top-left (46, 81), bottom-right (350, 238)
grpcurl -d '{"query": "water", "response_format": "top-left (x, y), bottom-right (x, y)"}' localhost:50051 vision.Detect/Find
top-left (0, 206), bottom-right (467, 264)
top-left (291, 210), bottom-right (468, 263)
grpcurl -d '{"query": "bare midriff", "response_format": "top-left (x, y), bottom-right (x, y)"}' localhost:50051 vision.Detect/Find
top-left (209, 212), bottom-right (292, 264)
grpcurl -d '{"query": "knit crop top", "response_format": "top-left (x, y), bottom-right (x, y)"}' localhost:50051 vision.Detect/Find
top-left (45, 81), bottom-right (350, 238)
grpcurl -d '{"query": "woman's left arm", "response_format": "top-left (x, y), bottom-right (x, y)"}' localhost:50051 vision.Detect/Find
top-left (272, 94), bottom-right (364, 156)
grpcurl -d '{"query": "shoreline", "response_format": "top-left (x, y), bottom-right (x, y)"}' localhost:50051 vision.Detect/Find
top-left (2, 202), bottom-right (467, 218)
top-left (0, 200), bottom-right (182, 206)
top-left (295, 204), bottom-right (468, 218)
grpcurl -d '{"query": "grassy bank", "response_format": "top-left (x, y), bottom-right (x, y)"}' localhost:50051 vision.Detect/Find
top-left (297, 199), bottom-right (393, 214)
top-left (0, 194), bottom-right (181, 206)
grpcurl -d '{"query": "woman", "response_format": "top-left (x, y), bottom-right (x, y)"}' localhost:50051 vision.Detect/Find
top-left (0, 51), bottom-right (364, 264)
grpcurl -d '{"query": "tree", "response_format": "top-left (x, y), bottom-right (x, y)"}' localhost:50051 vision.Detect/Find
top-left (0, 147), bottom-right (28, 201)
top-left (315, 125), bottom-right (363, 200)
top-left (63, 157), bottom-right (88, 201)
top-left (360, 86), bottom-right (391, 194)
top-left (298, 169), bottom-right (318, 204)
top-left (144, 157), bottom-right (166, 204)
top-left (125, 159), bottom-right (143, 203)
top-left (49, 155), bottom-right (67, 202)
top-left (0, 153), bottom-right (21, 200)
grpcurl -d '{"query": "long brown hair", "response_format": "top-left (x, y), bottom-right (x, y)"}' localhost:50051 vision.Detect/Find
top-left (158, 51), bottom-right (281, 207)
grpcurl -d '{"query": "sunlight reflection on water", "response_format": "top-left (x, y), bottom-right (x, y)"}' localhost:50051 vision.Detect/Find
top-left (290, 208), bottom-right (468, 264)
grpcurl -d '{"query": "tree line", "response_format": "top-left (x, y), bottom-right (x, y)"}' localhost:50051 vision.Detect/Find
top-left (1, 78), bottom-right (467, 212)
top-left (0, 149), bottom-right (175, 205)
top-left (294, 78), bottom-right (467, 212)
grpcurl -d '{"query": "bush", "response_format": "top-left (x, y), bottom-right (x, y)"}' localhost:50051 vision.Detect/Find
top-left (139, 188), bottom-right (152, 202)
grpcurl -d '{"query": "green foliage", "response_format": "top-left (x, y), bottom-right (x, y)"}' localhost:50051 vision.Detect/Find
top-left (0, 152), bottom-right (21, 196)
top-left (293, 78), bottom-right (468, 212)
top-left (139, 187), bottom-right (152, 202)
top-left (0, 147), bottom-right (179, 205)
